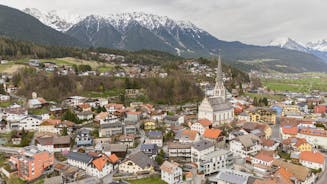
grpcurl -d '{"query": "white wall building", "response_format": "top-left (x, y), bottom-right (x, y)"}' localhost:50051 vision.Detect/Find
top-left (160, 161), bottom-right (183, 184)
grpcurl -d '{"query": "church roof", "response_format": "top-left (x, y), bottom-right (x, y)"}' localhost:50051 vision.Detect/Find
top-left (206, 96), bottom-right (233, 111)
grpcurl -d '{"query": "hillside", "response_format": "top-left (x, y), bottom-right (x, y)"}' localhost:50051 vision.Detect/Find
top-left (0, 5), bottom-right (86, 47)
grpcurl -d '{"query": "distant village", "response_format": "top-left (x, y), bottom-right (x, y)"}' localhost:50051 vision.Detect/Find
top-left (0, 56), bottom-right (326, 184)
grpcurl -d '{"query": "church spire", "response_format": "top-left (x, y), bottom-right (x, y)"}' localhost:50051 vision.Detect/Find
top-left (213, 54), bottom-right (226, 99)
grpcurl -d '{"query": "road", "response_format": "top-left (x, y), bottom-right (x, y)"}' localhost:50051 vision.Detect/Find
top-left (129, 122), bottom-right (146, 155)
top-left (316, 153), bottom-right (327, 184)
top-left (0, 146), bottom-right (21, 154)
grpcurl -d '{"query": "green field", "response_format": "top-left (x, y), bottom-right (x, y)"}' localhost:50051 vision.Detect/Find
top-left (261, 73), bottom-right (327, 93)
top-left (127, 177), bottom-right (167, 184)
top-left (245, 93), bottom-right (286, 101)
top-left (14, 57), bottom-right (114, 72)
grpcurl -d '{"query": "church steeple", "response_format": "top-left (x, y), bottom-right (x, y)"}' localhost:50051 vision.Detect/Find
top-left (213, 54), bottom-right (226, 99)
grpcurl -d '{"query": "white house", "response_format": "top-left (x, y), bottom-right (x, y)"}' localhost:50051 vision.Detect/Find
top-left (160, 161), bottom-right (183, 184)
top-left (36, 136), bottom-right (71, 153)
top-left (191, 119), bottom-right (211, 135)
top-left (11, 116), bottom-right (42, 130)
top-left (191, 140), bottom-right (215, 166)
top-left (199, 149), bottom-right (233, 175)
top-left (230, 134), bottom-right (262, 158)
top-left (299, 151), bottom-right (325, 170)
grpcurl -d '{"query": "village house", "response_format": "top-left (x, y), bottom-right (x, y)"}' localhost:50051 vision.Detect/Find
top-left (203, 128), bottom-right (223, 143)
top-left (247, 107), bottom-right (277, 125)
top-left (99, 122), bottom-right (123, 137)
top-left (229, 134), bottom-right (262, 158)
top-left (160, 161), bottom-right (183, 184)
top-left (164, 115), bottom-right (185, 126)
top-left (199, 149), bottom-right (233, 175)
top-left (299, 151), bottom-right (325, 170)
top-left (36, 135), bottom-right (71, 153)
top-left (75, 129), bottom-right (93, 147)
top-left (125, 111), bottom-right (142, 123)
top-left (191, 140), bottom-right (214, 166)
top-left (76, 111), bottom-right (93, 121)
top-left (10, 115), bottom-right (42, 130)
top-left (118, 134), bottom-right (135, 148)
top-left (140, 143), bottom-right (158, 158)
top-left (168, 142), bottom-right (191, 162)
top-left (67, 152), bottom-right (116, 178)
top-left (177, 129), bottom-right (200, 143)
top-left (143, 120), bottom-right (156, 131)
top-left (119, 151), bottom-right (156, 174)
top-left (145, 130), bottom-right (163, 147)
top-left (190, 119), bottom-right (212, 135)
top-left (105, 103), bottom-right (125, 114)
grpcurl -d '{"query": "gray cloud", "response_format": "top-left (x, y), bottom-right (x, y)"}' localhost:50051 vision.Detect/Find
top-left (0, 0), bottom-right (326, 45)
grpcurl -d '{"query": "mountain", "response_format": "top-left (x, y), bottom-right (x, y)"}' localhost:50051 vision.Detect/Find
top-left (65, 13), bottom-right (327, 72)
top-left (23, 8), bottom-right (82, 32)
top-left (269, 37), bottom-right (327, 62)
top-left (269, 37), bottom-right (308, 53)
top-left (0, 5), bottom-right (86, 47)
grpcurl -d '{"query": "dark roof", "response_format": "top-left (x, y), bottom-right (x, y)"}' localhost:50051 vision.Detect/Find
top-left (67, 152), bottom-right (93, 164)
top-left (140, 144), bottom-right (158, 150)
top-left (192, 140), bottom-right (214, 151)
top-left (205, 96), bottom-right (233, 111)
top-left (101, 122), bottom-right (122, 129)
top-left (126, 151), bottom-right (156, 169)
top-left (147, 131), bottom-right (163, 139)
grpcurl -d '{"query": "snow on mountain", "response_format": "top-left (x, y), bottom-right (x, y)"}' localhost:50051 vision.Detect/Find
top-left (307, 40), bottom-right (327, 52)
top-left (23, 8), bottom-right (83, 32)
top-left (269, 37), bottom-right (308, 53)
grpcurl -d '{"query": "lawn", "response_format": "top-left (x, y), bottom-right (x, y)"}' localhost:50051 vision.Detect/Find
top-left (127, 177), bottom-right (167, 184)
top-left (261, 73), bottom-right (327, 93)
top-left (245, 93), bottom-right (286, 101)
top-left (83, 88), bottom-right (123, 98)
top-left (0, 62), bottom-right (26, 73)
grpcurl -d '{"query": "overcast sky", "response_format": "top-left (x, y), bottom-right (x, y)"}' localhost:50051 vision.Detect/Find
top-left (0, 0), bottom-right (326, 45)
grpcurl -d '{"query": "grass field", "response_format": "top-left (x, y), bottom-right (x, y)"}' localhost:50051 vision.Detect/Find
top-left (0, 62), bottom-right (26, 73)
top-left (14, 57), bottom-right (114, 72)
top-left (127, 177), bottom-right (167, 184)
top-left (245, 93), bottom-right (286, 101)
top-left (261, 73), bottom-right (327, 93)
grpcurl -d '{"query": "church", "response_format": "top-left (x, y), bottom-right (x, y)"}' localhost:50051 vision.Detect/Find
top-left (198, 55), bottom-right (234, 126)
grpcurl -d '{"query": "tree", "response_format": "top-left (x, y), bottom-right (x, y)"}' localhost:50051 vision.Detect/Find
top-left (62, 127), bottom-right (68, 136)
top-left (239, 83), bottom-right (244, 95)
top-left (62, 109), bottom-right (80, 124)
top-left (155, 149), bottom-right (165, 165)
top-left (0, 84), bottom-right (5, 94)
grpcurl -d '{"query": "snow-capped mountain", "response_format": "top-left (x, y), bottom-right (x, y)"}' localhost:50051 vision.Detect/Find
top-left (23, 8), bottom-right (83, 32)
top-left (269, 37), bottom-right (308, 53)
top-left (307, 40), bottom-right (327, 52)
top-left (66, 12), bottom-right (217, 57)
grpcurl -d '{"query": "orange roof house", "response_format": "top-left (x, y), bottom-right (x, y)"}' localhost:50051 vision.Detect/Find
top-left (92, 155), bottom-right (109, 171)
top-left (282, 126), bottom-right (298, 135)
top-left (198, 119), bottom-right (212, 127)
top-left (299, 151), bottom-right (325, 164)
top-left (181, 130), bottom-right (198, 141)
top-left (108, 154), bottom-right (119, 164)
top-left (203, 128), bottom-right (222, 139)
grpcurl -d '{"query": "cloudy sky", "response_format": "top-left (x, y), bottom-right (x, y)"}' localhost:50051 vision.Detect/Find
top-left (0, 0), bottom-right (326, 45)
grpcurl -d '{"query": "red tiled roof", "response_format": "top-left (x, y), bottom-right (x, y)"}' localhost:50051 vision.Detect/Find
top-left (254, 150), bottom-right (274, 162)
top-left (108, 154), bottom-right (119, 164)
top-left (203, 128), bottom-right (222, 139)
top-left (92, 155), bottom-right (108, 171)
top-left (198, 119), bottom-right (212, 126)
top-left (300, 151), bottom-right (325, 164)
top-left (282, 127), bottom-right (298, 135)
top-left (182, 129), bottom-right (198, 141)
top-left (294, 138), bottom-right (308, 147)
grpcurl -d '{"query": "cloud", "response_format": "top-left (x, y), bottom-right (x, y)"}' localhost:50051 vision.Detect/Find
top-left (0, 0), bottom-right (326, 45)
